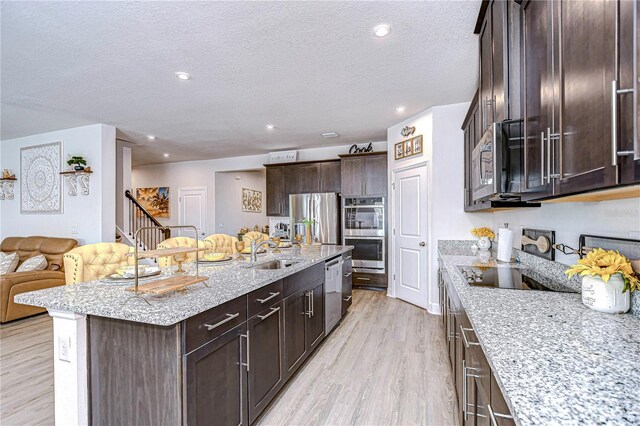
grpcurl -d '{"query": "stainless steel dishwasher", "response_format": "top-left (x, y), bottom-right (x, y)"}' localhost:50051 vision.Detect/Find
top-left (324, 256), bottom-right (343, 333)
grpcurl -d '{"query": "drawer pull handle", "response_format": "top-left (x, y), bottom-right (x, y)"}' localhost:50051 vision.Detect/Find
top-left (460, 325), bottom-right (480, 348)
top-left (257, 306), bottom-right (280, 320)
top-left (345, 256), bottom-right (352, 260)
top-left (204, 313), bottom-right (239, 330)
top-left (344, 272), bottom-right (352, 277)
top-left (356, 277), bottom-right (370, 281)
top-left (343, 295), bottom-right (352, 302)
top-left (256, 292), bottom-right (280, 304)
top-left (487, 404), bottom-right (513, 426)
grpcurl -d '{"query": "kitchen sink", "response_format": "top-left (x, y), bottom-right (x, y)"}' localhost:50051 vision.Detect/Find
top-left (248, 259), bottom-right (300, 270)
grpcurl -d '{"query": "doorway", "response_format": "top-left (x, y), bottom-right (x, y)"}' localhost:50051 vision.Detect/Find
top-left (391, 162), bottom-right (429, 309)
top-left (178, 187), bottom-right (207, 238)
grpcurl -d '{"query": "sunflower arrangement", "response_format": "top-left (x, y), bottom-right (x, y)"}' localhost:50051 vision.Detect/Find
top-left (471, 227), bottom-right (495, 240)
top-left (565, 248), bottom-right (639, 293)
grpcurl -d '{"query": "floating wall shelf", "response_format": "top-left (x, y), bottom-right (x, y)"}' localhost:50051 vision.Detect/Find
top-left (60, 170), bottom-right (93, 196)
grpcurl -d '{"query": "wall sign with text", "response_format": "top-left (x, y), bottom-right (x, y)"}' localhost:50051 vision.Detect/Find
top-left (394, 135), bottom-right (423, 160)
top-left (348, 142), bottom-right (374, 154)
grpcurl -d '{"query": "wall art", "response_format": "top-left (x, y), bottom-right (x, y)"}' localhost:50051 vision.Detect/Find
top-left (20, 142), bottom-right (63, 213)
top-left (136, 187), bottom-right (170, 218)
top-left (242, 188), bottom-right (262, 213)
top-left (394, 135), bottom-right (423, 160)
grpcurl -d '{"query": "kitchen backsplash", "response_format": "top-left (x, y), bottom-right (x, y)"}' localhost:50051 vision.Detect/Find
top-left (437, 240), bottom-right (639, 318)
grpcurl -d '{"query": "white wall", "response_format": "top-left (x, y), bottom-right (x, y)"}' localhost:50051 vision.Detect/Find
top-left (0, 124), bottom-right (117, 244)
top-left (387, 103), bottom-right (486, 313)
top-left (214, 170), bottom-right (267, 236)
top-left (132, 141), bottom-right (387, 237)
top-left (491, 198), bottom-right (640, 265)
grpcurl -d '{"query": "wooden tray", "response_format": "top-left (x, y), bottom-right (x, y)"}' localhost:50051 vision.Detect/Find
top-left (126, 275), bottom-right (207, 295)
top-left (131, 247), bottom-right (206, 259)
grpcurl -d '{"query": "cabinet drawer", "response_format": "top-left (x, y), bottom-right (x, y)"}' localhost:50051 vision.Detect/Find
top-left (184, 296), bottom-right (247, 354)
top-left (283, 263), bottom-right (324, 297)
top-left (248, 279), bottom-right (283, 318)
top-left (352, 271), bottom-right (387, 288)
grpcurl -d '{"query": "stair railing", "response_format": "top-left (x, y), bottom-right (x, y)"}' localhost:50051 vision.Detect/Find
top-left (124, 190), bottom-right (170, 251)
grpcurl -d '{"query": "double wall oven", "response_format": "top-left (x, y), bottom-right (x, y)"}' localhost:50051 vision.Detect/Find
top-left (342, 197), bottom-right (385, 275)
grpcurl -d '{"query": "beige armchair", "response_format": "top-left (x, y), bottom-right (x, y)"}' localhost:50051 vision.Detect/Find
top-left (242, 231), bottom-right (270, 247)
top-left (156, 237), bottom-right (210, 268)
top-left (64, 242), bottom-right (134, 284)
top-left (204, 234), bottom-right (238, 255)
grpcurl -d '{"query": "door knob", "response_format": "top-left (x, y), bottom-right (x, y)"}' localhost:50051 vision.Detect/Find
top-left (419, 242), bottom-right (426, 247)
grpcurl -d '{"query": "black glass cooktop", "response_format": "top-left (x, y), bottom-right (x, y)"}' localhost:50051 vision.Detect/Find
top-left (456, 265), bottom-right (577, 292)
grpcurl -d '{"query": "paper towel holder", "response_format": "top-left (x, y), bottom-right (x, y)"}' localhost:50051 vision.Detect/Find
top-left (521, 228), bottom-right (555, 261)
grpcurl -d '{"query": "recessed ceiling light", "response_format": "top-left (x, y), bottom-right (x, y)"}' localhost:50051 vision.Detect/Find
top-left (373, 24), bottom-right (391, 38)
top-left (147, 135), bottom-right (156, 140)
top-left (395, 106), bottom-right (406, 113)
top-left (321, 132), bottom-right (339, 139)
top-left (163, 153), bottom-right (170, 158)
top-left (175, 72), bottom-right (191, 80)
top-left (265, 124), bottom-right (275, 130)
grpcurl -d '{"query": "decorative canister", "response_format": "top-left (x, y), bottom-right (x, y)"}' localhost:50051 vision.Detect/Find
top-left (581, 273), bottom-right (630, 314)
top-left (477, 236), bottom-right (492, 251)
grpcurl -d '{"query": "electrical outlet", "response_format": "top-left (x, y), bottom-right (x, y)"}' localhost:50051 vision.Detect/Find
top-left (58, 336), bottom-right (71, 362)
top-left (71, 225), bottom-right (79, 235)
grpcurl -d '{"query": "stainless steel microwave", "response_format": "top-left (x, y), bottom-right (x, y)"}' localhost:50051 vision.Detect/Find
top-left (471, 119), bottom-right (524, 203)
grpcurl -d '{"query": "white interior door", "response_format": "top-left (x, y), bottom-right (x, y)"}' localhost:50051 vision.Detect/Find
top-left (393, 164), bottom-right (429, 309)
top-left (178, 187), bottom-right (207, 238)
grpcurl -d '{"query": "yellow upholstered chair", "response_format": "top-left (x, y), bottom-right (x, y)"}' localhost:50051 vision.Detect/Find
top-left (204, 234), bottom-right (239, 255)
top-left (156, 237), bottom-right (210, 268)
top-left (63, 243), bottom-right (134, 284)
top-left (242, 232), bottom-right (270, 247)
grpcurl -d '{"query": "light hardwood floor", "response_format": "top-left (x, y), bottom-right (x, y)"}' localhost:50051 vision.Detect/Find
top-left (258, 290), bottom-right (459, 426)
top-left (0, 314), bottom-right (54, 426)
top-left (0, 290), bottom-right (458, 426)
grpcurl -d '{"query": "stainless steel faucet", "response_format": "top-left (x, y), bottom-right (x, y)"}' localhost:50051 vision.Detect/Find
top-left (250, 239), bottom-right (278, 262)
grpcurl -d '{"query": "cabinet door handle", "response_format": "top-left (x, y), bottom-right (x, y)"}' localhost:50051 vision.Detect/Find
top-left (611, 80), bottom-right (637, 166)
top-left (343, 295), bottom-right (352, 302)
top-left (204, 313), bottom-right (239, 330)
top-left (306, 291), bottom-right (312, 318)
top-left (356, 277), bottom-right (370, 281)
top-left (540, 131), bottom-right (546, 186)
top-left (241, 331), bottom-right (250, 372)
top-left (460, 325), bottom-right (481, 348)
top-left (256, 292), bottom-right (280, 304)
top-left (487, 404), bottom-right (513, 426)
top-left (344, 272), bottom-right (352, 277)
top-left (345, 255), bottom-right (352, 260)
top-left (257, 306), bottom-right (280, 321)
top-left (310, 289), bottom-right (314, 317)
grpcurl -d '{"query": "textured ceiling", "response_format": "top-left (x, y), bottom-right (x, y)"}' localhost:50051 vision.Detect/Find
top-left (1, 1), bottom-right (479, 166)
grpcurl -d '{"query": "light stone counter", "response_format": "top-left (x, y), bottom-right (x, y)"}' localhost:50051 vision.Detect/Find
top-left (16, 245), bottom-right (352, 326)
top-left (438, 246), bottom-right (640, 425)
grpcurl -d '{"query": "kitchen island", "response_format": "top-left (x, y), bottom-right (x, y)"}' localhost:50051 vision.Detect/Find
top-left (16, 245), bottom-right (353, 426)
top-left (438, 241), bottom-right (640, 426)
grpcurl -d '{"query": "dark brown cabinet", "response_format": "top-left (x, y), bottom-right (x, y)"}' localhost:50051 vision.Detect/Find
top-left (247, 301), bottom-right (285, 424)
top-left (462, 92), bottom-right (480, 211)
top-left (522, 0), bottom-right (635, 200)
top-left (305, 282), bottom-right (324, 351)
top-left (265, 160), bottom-right (341, 217)
top-left (339, 152), bottom-right (388, 197)
top-left (184, 323), bottom-right (248, 426)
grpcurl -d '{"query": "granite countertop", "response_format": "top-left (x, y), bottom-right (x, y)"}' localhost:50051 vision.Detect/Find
top-left (438, 251), bottom-right (640, 425)
top-left (15, 245), bottom-right (352, 327)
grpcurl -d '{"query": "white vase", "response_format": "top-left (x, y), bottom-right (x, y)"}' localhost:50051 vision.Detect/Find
top-left (477, 249), bottom-right (492, 264)
top-left (581, 274), bottom-right (630, 314)
top-left (477, 236), bottom-right (492, 251)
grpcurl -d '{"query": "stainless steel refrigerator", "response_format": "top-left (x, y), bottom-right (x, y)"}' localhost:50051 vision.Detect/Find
top-left (289, 193), bottom-right (340, 244)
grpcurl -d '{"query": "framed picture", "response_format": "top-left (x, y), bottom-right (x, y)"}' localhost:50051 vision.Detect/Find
top-left (21, 141), bottom-right (63, 214)
top-left (404, 140), bottom-right (412, 157)
top-left (242, 188), bottom-right (262, 213)
top-left (136, 187), bottom-right (170, 218)
top-left (412, 135), bottom-right (423, 155)
top-left (394, 142), bottom-right (404, 160)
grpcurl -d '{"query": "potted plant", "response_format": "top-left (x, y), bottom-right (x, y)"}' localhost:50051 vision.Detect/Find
top-left (565, 248), bottom-right (639, 314)
top-left (471, 227), bottom-right (495, 251)
top-left (67, 156), bottom-right (87, 171)
top-left (302, 219), bottom-right (316, 245)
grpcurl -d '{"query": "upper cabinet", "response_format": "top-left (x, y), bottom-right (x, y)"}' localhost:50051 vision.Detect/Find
top-left (265, 160), bottom-right (342, 217)
top-left (522, 0), bottom-right (639, 200)
top-left (339, 152), bottom-right (388, 197)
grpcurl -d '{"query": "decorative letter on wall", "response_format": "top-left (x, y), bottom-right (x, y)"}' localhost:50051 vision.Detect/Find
top-left (20, 142), bottom-right (63, 214)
